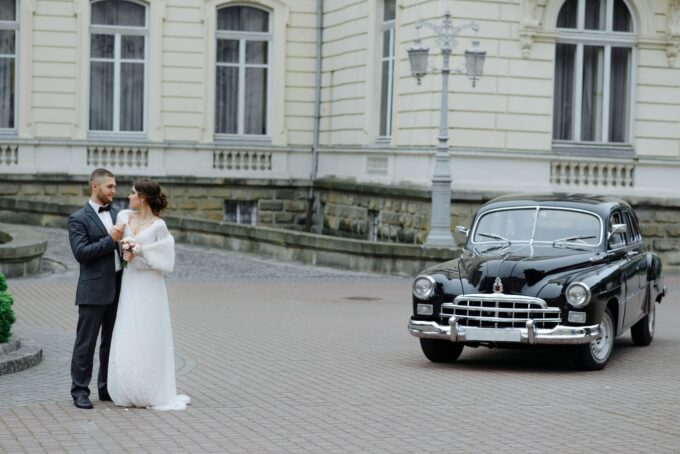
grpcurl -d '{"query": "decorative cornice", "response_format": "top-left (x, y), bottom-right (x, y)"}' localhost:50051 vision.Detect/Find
top-left (668, 0), bottom-right (680, 66)
top-left (519, 0), bottom-right (545, 58)
top-left (159, 0), bottom-right (167, 20)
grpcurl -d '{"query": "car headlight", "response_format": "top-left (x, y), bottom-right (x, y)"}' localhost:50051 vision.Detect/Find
top-left (413, 275), bottom-right (435, 300)
top-left (566, 282), bottom-right (591, 308)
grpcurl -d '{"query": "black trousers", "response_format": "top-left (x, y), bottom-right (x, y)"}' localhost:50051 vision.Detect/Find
top-left (70, 272), bottom-right (122, 399)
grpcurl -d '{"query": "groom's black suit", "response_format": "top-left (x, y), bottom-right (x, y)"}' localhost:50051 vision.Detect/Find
top-left (68, 203), bottom-right (122, 400)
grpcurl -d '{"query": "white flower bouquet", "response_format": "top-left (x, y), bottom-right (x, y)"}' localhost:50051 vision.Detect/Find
top-left (120, 237), bottom-right (141, 268)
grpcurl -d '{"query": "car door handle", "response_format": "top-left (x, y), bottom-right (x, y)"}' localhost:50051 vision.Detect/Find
top-left (626, 250), bottom-right (637, 258)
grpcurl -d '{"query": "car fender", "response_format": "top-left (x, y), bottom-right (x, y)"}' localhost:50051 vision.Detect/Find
top-left (538, 262), bottom-right (623, 327)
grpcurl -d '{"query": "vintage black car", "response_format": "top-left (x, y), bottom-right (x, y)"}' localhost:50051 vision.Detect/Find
top-left (408, 194), bottom-right (666, 370)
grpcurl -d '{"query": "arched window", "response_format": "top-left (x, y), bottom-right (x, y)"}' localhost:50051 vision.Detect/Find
top-left (0, 0), bottom-right (17, 130)
top-left (379, 0), bottom-right (396, 138)
top-left (89, 0), bottom-right (147, 133)
top-left (215, 5), bottom-right (271, 136)
top-left (553, 0), bottom-right (634, 144)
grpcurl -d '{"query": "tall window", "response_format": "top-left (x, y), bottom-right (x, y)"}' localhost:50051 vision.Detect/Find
top-left (553, 0), bottom-right (634, 144)
top-left (379, 0), bottom-right (396, 138)
top-left (215, 5), bottom-right (271, 136)
top-left (89, 0), bottom-right (147, 133)
top-left (0, 0), bottom-right (17, 130)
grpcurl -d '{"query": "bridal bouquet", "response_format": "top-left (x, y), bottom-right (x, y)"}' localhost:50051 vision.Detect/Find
top-left (120, 237), bottom-right (141, 268)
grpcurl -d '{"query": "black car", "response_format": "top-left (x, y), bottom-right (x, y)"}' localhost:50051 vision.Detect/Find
top-left (408, 194), bottom-right (666, 370)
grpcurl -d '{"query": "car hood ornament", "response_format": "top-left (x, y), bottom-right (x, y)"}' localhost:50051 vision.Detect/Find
top-left (493, 277), bottom-right (503, 293)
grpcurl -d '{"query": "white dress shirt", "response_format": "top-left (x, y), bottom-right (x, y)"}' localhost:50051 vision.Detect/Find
top-left (88, 200), bottom-right (122, 271)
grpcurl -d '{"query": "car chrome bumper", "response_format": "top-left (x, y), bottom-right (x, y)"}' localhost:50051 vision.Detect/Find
top-left (408, 317), bottom-right (601, 345)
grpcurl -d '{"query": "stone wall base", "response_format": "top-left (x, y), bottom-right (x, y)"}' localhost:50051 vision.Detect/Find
top-left (0, 197), bottom-right (459, 276)
top-left (1, 174), bottom-right (680, 268)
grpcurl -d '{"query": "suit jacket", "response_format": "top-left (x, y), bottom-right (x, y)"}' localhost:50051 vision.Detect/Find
top-left (68, 203), bottom-right (120, 306)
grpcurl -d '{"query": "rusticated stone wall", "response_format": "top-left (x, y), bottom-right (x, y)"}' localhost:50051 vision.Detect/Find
top-left (0, 198), bottom-right (459, 276)
top-left (316, 182), bottom-right (478, 244)
top-left (632, 204), bottom-right (680, 267)
top-left (0, 176), bottom-right (310, 230)
top-left (2, 175), bottom-right (680, 267)
top-left (0, 176), bottom-right (479, 243)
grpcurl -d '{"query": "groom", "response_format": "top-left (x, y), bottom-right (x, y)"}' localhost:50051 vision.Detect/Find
top-left (68, 168), bottom-right (125, 409)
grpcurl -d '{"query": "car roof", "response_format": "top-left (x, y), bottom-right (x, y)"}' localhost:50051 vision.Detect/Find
top-left (477, 193), bottom-right (631, 219)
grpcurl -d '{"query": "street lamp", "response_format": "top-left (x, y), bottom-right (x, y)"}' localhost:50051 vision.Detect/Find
top-left (407, 12), bottom-right (485, 248)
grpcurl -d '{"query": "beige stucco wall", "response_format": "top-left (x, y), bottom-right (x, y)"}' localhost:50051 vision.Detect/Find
top-left (2, 0), bottom-right (680, 198)
top-left (19, 0), bottom-right (315, 146)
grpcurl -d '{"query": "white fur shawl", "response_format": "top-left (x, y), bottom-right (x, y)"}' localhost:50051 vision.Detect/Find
top-left (138, 228), bottom-right (175, 273)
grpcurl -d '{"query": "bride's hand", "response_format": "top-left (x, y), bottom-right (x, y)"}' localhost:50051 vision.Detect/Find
top-left (111, 223), bottom-right (125, 241)
top-left (123, 250), bottom-right (135, 263)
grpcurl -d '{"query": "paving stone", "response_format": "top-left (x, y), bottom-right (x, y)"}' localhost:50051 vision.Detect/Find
top-left (0, 224), bottom-right (679, 452)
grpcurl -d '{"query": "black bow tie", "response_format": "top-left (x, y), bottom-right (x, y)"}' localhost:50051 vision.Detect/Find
top-left (98, 205), bottom-right (112, 213)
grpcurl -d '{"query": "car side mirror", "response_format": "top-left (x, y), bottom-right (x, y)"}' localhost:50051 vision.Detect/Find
top-left (607, 223), bottom-right (627, 241)
top-left (454, 225), bottom-right (469, 247)
top-left (455, 225), bottom-right (469, 237)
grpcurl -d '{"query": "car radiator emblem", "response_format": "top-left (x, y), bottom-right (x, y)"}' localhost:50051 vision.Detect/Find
top-left (493, 277), bottom-right (503, 294)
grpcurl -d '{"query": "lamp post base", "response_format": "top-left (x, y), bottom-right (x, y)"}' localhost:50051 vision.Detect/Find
top-left (424, 229), bottom-right (456, 248)
top-left (425, 156), bottom-right (455, 249)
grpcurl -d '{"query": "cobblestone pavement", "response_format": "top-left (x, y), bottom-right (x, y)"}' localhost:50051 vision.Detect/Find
top-left (1, 225), bottom-right (680, 453)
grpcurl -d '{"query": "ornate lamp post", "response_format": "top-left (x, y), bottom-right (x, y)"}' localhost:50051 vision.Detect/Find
top-left (407, 12), bottom-right (486, 247)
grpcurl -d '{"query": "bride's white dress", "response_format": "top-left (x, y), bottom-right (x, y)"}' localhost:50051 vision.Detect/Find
top-left (108, 210), bottom-right (190, 410)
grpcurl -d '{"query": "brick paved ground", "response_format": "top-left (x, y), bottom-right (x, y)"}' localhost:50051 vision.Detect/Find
top-left (1, 225), bottom-right (679, 453)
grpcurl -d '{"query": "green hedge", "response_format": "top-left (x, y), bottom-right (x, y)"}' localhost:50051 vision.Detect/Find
top-left (0, 273), bottom-right (16, 343)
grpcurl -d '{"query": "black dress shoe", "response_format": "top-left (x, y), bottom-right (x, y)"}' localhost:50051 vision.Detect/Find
top-left (73, 395), bottom-right (93, 409)
top-left (98, 390), bottom-right (112, 402)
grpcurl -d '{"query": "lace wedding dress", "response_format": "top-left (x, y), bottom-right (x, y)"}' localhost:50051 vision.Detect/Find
top-left (108, 210), bottom-right (190, 410)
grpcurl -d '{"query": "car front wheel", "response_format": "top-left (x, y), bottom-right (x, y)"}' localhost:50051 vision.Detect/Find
top-left (575, 307), bottom-right (615, 371)
top-left (419, 338), bottom-right (464, 363)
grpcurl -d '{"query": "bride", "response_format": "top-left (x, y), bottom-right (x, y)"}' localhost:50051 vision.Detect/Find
top-left (107, 178), bottom-right (190, 410)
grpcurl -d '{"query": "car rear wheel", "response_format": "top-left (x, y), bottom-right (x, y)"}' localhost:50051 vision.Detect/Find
top-left (419, 339), bottom-right (464, 363)
top-left (575, 307), bottom-right (615, 371)
top-left (631, 291), bottom-right (655, 346)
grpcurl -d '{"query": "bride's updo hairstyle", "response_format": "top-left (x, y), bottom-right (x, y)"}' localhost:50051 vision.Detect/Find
top-left (133, 178), bottom-right (168, 216)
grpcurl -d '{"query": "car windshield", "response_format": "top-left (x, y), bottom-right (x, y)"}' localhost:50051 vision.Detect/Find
top-left (472, 208), bottom-right (602, 246)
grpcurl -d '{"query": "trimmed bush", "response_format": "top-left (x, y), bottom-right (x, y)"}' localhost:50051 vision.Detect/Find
top-left (0, 273), bottom-right (16, 343)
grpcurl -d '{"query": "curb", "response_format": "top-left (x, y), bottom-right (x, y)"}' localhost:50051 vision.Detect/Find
top-left (0, 337), bottom-right (43, 375)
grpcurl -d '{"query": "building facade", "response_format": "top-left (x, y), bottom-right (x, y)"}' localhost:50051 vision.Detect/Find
top-left (1, 0), bottom-right (680, 247)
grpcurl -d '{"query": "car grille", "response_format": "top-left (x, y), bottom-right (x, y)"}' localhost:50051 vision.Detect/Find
top-left (441, 294), bottom-right (561, 329)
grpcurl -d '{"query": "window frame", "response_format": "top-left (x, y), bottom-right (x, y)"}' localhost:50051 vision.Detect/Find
top-left (88, 0), bottom-right (149, 137)
top-left (553, 0), bottom-right (637, 148)
top-left (623, 209), bottom-right (641, 245)
top-left (224, 199), bottom-right (258, 225)
top-left (378, 0), bottom-right (395, 140)
top-left (214, 4), bottom-right (272, 140)
top-left (0, 0), bottom-right (18, 133)
top-left (608, 210), bottom-right (627, 250)
top-left (470, 206), bottom-right (604, 247)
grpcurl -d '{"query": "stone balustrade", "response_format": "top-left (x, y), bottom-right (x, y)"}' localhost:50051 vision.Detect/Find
top-left (0, 144), bottom-right (18, 167)
top-left (551, 160), bottom-right (635, 188)
top-left (213, 150), bottom-right (272, 171)
top-left (87, 146), bottom-right (149, 169)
